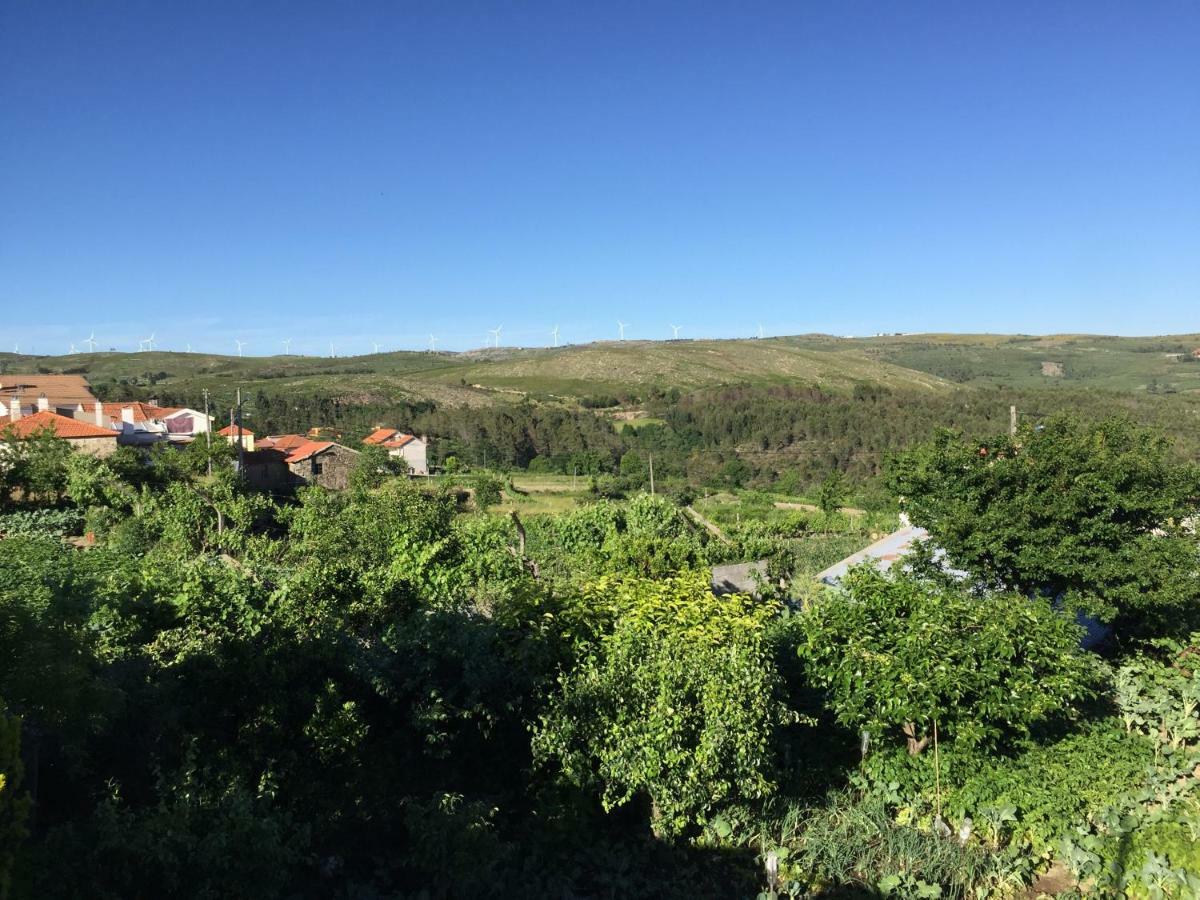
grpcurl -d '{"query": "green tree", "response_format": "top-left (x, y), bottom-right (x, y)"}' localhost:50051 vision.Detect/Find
top-left (887, 415), bottom-right (1200, 635)
top-left (798, 567), bottom-right (1097, 754)
top-left (535, 573), bottom-right (797, 836)
top-left (349, 444), bottom-right (403, 492)
top-left (816, 470), bottom-right (847, 528)
top-left (473, 473), bottom-right (503, 511)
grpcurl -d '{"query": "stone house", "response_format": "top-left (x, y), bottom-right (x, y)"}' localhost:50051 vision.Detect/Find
top-left (284, 440), bottom-right (360, 490)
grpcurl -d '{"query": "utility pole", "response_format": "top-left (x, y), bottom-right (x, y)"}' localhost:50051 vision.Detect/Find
top-left (235, 388), bottom-right (246, 475)
top-left (648, 452), bottom-right (655, 495)
top-left (202, 389), bottom-right (212, 476)
top-left (1009, 405), bottom-right (1017, 437)
top-left (572, 464), bottom-right (577, 491)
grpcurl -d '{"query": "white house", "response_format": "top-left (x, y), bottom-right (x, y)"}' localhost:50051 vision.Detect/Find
top-left (361, 428), bottom-right (429, 475)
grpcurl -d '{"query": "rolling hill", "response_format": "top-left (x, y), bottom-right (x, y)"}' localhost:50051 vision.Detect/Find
top-left (2, 332), bottom-right (1198, 407)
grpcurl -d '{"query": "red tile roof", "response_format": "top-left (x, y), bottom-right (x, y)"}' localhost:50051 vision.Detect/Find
top-left (383, 434), bottom-right (415, 449)
top-left (218, 424), bottom-right (254, 437)
top-left (0, 410), bottom-right (118, 440)
top-left (363, 427), bottom-right (398, 445)
top-left (263, 433), bottom-right (308, 451)
top-left (285, 440), bottom-right (335, 464)
top-left (0, 375), bottom-right (97, 407)
top-left (101, 401), bottom-right (171, 423)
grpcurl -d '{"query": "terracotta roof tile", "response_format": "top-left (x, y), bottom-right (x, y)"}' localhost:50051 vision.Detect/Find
top-left (218, 424), bottom-right (255, 437)
top-left (363, 427), bottom-right (398, 445)
top-left (285, 440), bottom-right (335, 464)
top-left (0, 410), bottom-right (118, 440)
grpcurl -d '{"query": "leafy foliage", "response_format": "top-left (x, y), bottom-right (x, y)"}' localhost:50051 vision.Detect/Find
top-left (535, 573), bottom-right (798, 836)
top-left (889, 416), bottom-right (1200, 635)
top-left (798, 567), bottom-right (1097, 752)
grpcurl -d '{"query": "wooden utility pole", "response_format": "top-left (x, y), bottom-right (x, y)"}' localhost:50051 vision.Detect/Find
top-left (235, 388), bottom-right (245, 474)
top-left (202, 389), bottom-right (212, 476)
top-left (648, 452), bottom-right (655, 495)
top-left (1009, 405), bottom-right (1017, 436)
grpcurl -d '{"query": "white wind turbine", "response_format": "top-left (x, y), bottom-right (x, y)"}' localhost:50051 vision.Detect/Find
top-left (670, 324), bottom-right (681, 339)
top-left (329, 341), bottom-right (337, 358)
top-left (757, 323), bottom-right (765, 339)
top-left (142, 333), bottom-right (156, 352)
top-left (83, 331), bottom-right (98, 352)
top-left (551, 325), bottom-right (560, 347)
top-left (69, 342), bottom-right (77, 354)
top-left (617, 321), bottom-right (628, 340)
top-left (372, 341), bottom-right (382, 354)
top-left (281, 338), bottom-right (292, 355)
top-left (429, 334), bottom-right (439, 352)
top-left (186, 343), bottom-right (192, 353)
top-left (488, 325), bottom-right (503, 348)
top-left (235, 339), bottom-right (247, 357)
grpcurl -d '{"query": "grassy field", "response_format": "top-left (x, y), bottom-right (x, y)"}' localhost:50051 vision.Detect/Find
top-left (3, 331), bottom-right (1199, 408)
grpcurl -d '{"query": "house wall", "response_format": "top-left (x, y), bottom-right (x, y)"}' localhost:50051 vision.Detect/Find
top-left (394, 439), bottom-right (428, 475)
top-left (288, 444), bottom-right (359, 490)
top-left (66, 437), bottom-right (119, 458)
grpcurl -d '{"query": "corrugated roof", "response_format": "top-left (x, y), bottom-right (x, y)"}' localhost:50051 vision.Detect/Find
top-left (0, 375), bottom-right (97, 407)
top-left (0, 410), bottom-right (118, 440)
top-left (814, 525), bottom-right (930, 585)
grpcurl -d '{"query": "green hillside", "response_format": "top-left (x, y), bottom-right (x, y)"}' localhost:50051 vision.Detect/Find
top-left (2, 332), bottom-right (1199, 406)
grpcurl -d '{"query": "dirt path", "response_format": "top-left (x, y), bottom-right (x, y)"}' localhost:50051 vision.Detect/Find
top-left (773, 501), bottom-right (866, 517)
top-left (685, 506), bottom-right (731, 543)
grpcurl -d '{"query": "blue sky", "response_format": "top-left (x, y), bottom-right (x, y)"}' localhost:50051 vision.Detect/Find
top-left (2, 1), bottom-right (1197, 354)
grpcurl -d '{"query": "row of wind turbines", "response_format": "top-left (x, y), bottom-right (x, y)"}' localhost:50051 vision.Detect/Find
top-left (42, 322), bottom-right (770, 358)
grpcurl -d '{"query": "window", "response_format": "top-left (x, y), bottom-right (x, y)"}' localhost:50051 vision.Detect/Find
top-left (312, 458), bottom-right (323, 475)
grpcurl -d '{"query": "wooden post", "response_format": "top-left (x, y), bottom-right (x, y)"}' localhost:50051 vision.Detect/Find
top-left (1009, 405), bottom-right (1017, 436)
top-left (648, 452), bottom-right (655, 495)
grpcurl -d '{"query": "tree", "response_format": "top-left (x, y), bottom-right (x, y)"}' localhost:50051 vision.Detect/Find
top-left (887, 415), bottom-right (1200, 635)
top-left (816, 470), bottom-right (847, 527)
top-left (534, 573), bottom-right (797, 836)
top-left (472, 474), bottom-right (503, 511)
top-left (349, 444), bottom-right (402, 492)
top-left (798, 567), bottom-right (1097, 754)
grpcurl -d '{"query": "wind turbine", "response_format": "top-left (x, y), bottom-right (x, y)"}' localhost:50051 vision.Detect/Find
top-left (329, 341), bottom-right (336, 358)
top-left (429, 334), bottom-right (439, 352)
top-left (235, 339), bottom-right (247, 357)
top-left (617, 321), bottom-right (627, 341)
top-left (757, 323), bottom-right (765, 340)
top-left (186, 343), bottom-right (192, 353)
top-left (670, 324), bottom-right (681, 339)
top-left (143, 333), bottom-right (156, 352)
top-left (69, 342), bottom-right (77, 354)
top-left (83, 331), bottom-right (97, 352)
top-left (281, 338), bottom-right (292, 355)
top-left (372, 341), bottom-right (382, 354)
top-left (488, 325), bottom-right (502, 348)
top-left (551, 325), bottom-right (560, 347)
top-left (12, 343), bottom-right (17, 354)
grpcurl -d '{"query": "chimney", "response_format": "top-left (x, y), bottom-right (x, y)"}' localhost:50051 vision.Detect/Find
top-left (121, 406), bottom-right (135, 424)
top-left (36, 393), bottom-right (49, 412)
top-left (8, 393), bottom-right (21, 421)
top-left (94, 401), bottom-right (106, 427)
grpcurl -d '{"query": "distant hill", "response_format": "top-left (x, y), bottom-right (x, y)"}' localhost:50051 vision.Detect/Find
top-left (2, 332), bottom-right (1198, 406)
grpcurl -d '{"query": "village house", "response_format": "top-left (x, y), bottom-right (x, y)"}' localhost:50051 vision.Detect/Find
top-left (0, 394), bottom-right (119, 457)
top-left (362, 428), bottom-right (429, 475)
top-left (0, 375), bottom-right (98, 416)
top-left (100, 401), bottom-right (213, 445)
top-left (218, 423), bottom-right (255, 452)
top-left (284, 440), bottom-right (360, 490)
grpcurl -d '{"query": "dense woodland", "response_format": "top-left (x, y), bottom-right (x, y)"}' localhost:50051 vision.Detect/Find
top-left (121, 380), bottom-right (1200, 498)
top-left (2, 409), bottom-right (1199, 897)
